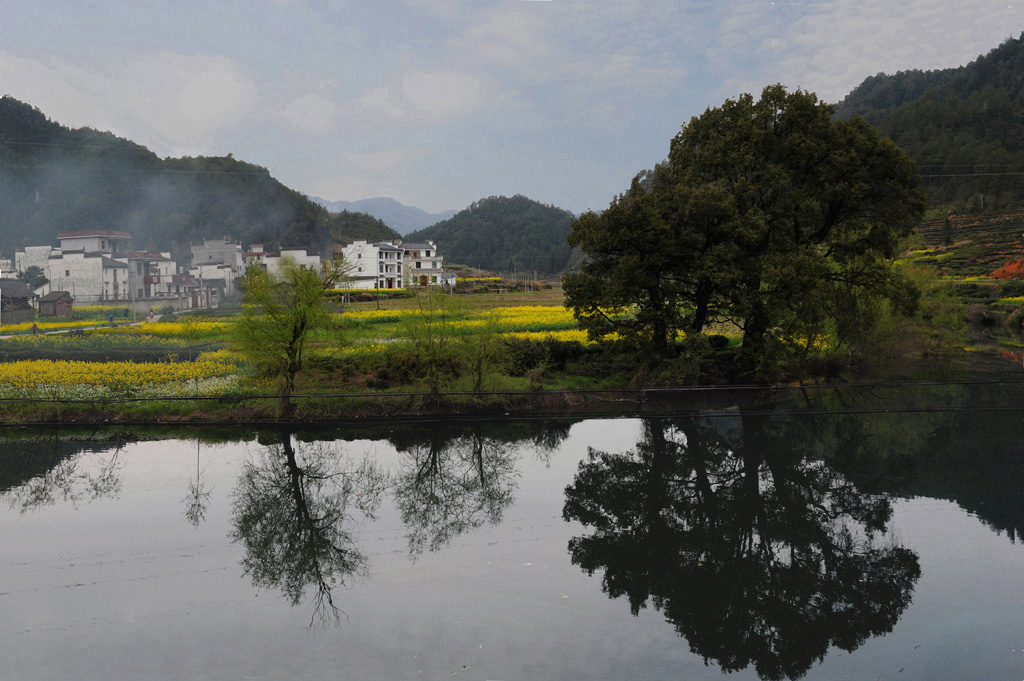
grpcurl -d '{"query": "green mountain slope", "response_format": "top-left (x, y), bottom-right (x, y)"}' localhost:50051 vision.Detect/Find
top-left (0, 96), bottom-right (399, 260)
top-left (835, 34), bottom-right (1024, 210)
top-left (405, 194), bottom-right (576, 275)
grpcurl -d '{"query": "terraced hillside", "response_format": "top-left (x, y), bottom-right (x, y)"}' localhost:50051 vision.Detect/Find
top-left (912, 210), bottom-right (1024, 279)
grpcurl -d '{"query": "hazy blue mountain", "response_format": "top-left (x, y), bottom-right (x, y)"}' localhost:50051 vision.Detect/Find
top-left (311, 196), bottom-right (457, 235)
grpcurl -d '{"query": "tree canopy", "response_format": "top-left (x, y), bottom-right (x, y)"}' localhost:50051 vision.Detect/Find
top-left (564, 85), bottom-right (925, 374)
top-left (232, 257), bottom-right (349, 416)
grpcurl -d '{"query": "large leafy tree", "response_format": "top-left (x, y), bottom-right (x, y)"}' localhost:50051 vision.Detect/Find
top-left (565, 85), bottom-right (926, 374)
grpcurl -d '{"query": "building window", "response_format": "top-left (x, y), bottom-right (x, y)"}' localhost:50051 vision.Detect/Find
top-left (425, 251), bottom-right (431, 257)
top-left (416, 262), bottom-right (421, 269)
top-left (65, 270), bottom-right (70, 277)
top-left (432, 261), bottom-right (438, 268)
top-left (357, 253), bottom-right (361, 259)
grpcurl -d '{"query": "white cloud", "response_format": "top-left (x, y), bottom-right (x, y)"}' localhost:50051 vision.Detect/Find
top-left (401, 71), bottom-right (487, 118)
top-left (282, 94), bottom-right (337, 132)
top-left (0, 49), bottom-right (255, 156)
top-left (706, 0), bottom-right (1024, 103)
top-left (340, 147), bottom-right (419, 173)
top-left (356, 70), bottom-right (489, 121)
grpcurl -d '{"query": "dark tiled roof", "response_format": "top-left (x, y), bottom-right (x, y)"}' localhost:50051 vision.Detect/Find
top-left (122, 251), bottom-right (170, 260)
top-left (0, 279), bottom-right (34, 298)
top-left (38, 291), bottom-right (74, 302)
top-left (56, 230), bottom-right (132, 239)
top-left (101, 257), bottom-right (128, 269)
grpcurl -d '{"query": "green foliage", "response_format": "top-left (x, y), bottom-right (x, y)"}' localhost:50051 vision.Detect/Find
top-left (836, 34), bottom-right (1024, 210)
top-left (329, 210), bottom-right (400, 245)
top-left (398, 288), bottom-right (463, 393)
top-left (566, 85), bottom-right (925, 376)
top-left (16, 265), bottom-right (47, 290)
top-left (232, 259), bottom-right (347, 415)
top-left (405, 195), bottom-right (575, 275)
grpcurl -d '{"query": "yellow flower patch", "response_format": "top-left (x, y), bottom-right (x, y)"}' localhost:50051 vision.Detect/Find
top-left (0, 353), bottom-right (239, 398)
top-left (88, 320), bottom-right (232, 338)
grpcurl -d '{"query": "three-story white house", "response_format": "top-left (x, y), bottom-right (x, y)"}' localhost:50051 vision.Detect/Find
top-left (340, 239), bottom-right (446, 289)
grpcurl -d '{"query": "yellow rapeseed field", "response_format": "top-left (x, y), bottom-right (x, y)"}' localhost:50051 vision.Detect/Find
top-left (88, 320), bottom-right (232, 338)
top-left (0, 353), bottom-right (239, 398)
top-left (2, 320), bottom-right (108, 333)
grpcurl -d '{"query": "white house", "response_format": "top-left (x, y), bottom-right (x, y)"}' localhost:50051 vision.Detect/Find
top-left (341, 240), bottom-right (405, 289)
top-left (265, 247), bottom-right (322, 278)
top-left (402, 240), bottom-right (444, 287)
top-left (189, 238), bottom-right (245, 299)
top-left (45, 251), bottom-right (129, 302)
top-left (15, 230), bottom-right (200, 306)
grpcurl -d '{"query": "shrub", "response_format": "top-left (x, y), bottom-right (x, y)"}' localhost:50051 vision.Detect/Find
top-left (967, 303), bottom-right (1001, 329)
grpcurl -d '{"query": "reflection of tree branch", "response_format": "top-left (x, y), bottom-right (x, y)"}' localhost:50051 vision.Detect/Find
top-left (230, 435), bottom-right (387, 628)
top-left (183, 439), bottom-right (212, 528)
top-left (394, 430), bottom-right (519, 558)
top-left (5, 444), bottom-right (123, 513)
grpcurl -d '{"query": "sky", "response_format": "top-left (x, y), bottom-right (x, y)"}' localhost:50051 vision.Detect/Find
top-left (0, 0), bottom-right (1021, 215)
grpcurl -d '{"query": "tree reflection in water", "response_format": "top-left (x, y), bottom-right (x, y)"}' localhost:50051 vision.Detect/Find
top-left (392, 428), bottom-right (519, 557)
top-left (563, 415), bottom-right (921, 681)
top-left (183, 438), bottom-right (212, 528)
top-left (230, 433), bottom-right (388, 626)
top-left (1, 435), bottom-right (123, 513)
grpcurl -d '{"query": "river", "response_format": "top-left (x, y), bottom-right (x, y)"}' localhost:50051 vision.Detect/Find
top-left (2, 382), bottom-right (1024, 680)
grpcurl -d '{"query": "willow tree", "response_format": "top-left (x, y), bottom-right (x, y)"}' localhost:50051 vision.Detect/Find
top-left (565, 85), bottom-right (926, 375)
top-left (234, 257), bottom-right (348, 417)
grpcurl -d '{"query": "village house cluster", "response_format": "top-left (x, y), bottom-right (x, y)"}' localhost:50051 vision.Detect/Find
top-left (0, 231), bottom-right (448, 320)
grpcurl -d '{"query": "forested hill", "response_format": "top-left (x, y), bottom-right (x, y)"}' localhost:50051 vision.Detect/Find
top-left (835, 34), bottom-right (1024, 210)
top-left (0, 96), bottom-right (399, 260)
top-left (404, 195), bottom-right (576, 275)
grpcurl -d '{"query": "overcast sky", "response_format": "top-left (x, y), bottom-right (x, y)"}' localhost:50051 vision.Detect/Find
top-left (1, 0), bottom-right (1021, 214)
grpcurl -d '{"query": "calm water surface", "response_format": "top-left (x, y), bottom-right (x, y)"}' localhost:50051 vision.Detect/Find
top-left (3, 388), bottom-right (1024, 680)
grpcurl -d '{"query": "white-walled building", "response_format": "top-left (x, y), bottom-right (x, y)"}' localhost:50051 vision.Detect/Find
top-left (341, 240), bottom-right (405, 289)
top-left (58, 230), bottom-right (132, 255)
top-left (47, 251), bottom-right (130, 302)
top-left (402, 241), bottom-right (444, 287)
top-left (265, 248), bottom-right (322, 278)
top-left (191, 238), bottom-right (244, 272)
top-left (15, 245), bottom-right (55, 275)
top-left (0, 257), bottom-right (15, 279)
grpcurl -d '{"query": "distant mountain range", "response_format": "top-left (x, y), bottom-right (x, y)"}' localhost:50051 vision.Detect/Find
top-left (310, 196), bottom-right (457, 236)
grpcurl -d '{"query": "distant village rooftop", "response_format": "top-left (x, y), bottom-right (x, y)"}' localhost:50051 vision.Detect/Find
top-left (56, 230), bottom-right (132, 239)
